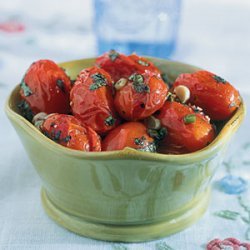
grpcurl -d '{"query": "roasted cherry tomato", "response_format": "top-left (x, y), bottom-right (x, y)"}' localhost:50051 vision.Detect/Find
top-left (70, 67), bottom-right (119, 134)
top-left (128, 54), bottom-right (161, 77)
top-left (96, 49), bottom-right (137, 82)
top-left (114, 72), bottom-right (168, 121)
top-left (102, 122), bottom-right (156, 152)
top-left (40, 113), bottom-right (101, 151)
top-left (173, 70), bottom-right (241, 120)
top-left (96, 50), bottom-right (161, 83)
top-left (155, 101), bottom-right (215, 154)
top-left (19, 60), bottom-right (71, 120)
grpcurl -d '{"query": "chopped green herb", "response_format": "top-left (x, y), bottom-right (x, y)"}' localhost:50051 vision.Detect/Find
top-left (18, 100), bottom-right (33, 121)
top-left (134, 136), bottom-right (146, 146)
top-left (43, 131), bottom-right (50, 138)
top-left (129, 73), bottom-right (143, 82)
top-left (147, 127), bottom-right (167, 141)
top-left (129, 73), bottom-right (150, 93)
top-left (213, 75), bottom-right (227, 84)
top-left (89, 73), bottom-right (107, 90)
top-left (105, 115), bottom-right (116, 126)
top-left (214, 210), bottom-right (240, 220)
top-left (20, 80), bottom-right (32, 96)
top-left (183, 114), bottom-right (196, 124)
top-left (54, 130), bottom-right (61, 141)
top-left (56, 79), bottom-right (65, 92)
top-left (109, 49), bottom-right (119, 62)
top-left (137, 59), bottom-right (149, 66)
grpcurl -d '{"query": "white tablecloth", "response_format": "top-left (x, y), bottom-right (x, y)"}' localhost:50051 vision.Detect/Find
top-left (1, 0), bottom-right (250, 249)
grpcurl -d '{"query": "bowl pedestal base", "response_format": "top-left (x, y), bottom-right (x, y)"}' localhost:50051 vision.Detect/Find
top-left (41, 188), bottom-right (210, 242)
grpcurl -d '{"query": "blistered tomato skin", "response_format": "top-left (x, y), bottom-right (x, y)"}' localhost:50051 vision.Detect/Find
top-left (70, 67), bottom-right (119, 134)
top-left (95, 50), bottom-right (137, 82)
top-left (40, 114), bottom-right (101, 151)
top-left (114, 73), bottom-right (168, 121)
top-left (128, 54), bottom-right (161, 77)
top-left (155, 101), bottom-right (215, 154)
top-left (19, 60), bottom-right (71, 120)
top-left (173, 70), bottom-right (241, 121)
top-left (102, 122), bottom-right (156, 152)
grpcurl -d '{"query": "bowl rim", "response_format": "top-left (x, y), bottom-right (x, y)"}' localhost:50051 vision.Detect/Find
top-left (5, 58), bottom-right (246, 164)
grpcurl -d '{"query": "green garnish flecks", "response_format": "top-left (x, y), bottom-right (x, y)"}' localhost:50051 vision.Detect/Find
top-left (54, 130), bottom-right (61, 141)
top-left (109, 49), bottom-right (119, 62)
top-left (89, 73), bottom-right (107, 90)
top-left (134, 136), bottom-right (146, 146)
top-left (18, 100), bottom-right (33, 121)
top-left (129, 73), bottom-right (150, 93)
top-left (184, 114), bottom-right (196, 124)
top-left (105, 115), bottom-right (116, 126)
top-left (147, 127), bottom-right (167, 141)
top-left (137, 59), bottom-right (149, 66)
top-left (213, 75), bottom-right (227, 84)
top-left (20, 80), bottom-right (32, 96)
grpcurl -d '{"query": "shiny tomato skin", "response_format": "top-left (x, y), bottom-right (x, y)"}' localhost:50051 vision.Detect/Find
top-left (114, 73), bottom-right (168, 121)
top-left (95, 50), bottom-right (137, 82)
top-left (173, 70), bottom-right (241, 120)
top-left (41, 114), bottom-right (101, 151)
top-left (155, 101), bottom-right (215, 154)
top-left (128, 54), bottom-right (161, 77)
top-left (70, 67), bottom-right (119, 134)
top-left (19, 60), bottom-right (71, 118)
top-left (102, 122), bottom-right (155, 152)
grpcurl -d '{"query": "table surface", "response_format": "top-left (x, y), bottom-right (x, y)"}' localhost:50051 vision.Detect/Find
top-left (1, 0), bottom-right (250, 249)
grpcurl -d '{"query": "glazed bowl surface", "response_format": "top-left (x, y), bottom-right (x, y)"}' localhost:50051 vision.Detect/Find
top-left (5, 57), bottom-right (245, 242)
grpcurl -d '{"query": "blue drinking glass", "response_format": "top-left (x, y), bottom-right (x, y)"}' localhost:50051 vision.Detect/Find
top-left (94, 0), bottom-right (182, 58)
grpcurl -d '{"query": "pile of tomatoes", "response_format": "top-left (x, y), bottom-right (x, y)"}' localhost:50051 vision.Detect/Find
top-left (18, 50), bottom-right (241, 154)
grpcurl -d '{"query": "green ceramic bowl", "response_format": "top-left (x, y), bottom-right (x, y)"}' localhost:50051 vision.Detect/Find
top-left (5, 57), bottom-right (245, 242)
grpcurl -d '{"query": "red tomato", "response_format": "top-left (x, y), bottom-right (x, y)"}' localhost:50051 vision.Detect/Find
top-left (102, 122), bottom-right (156, 152)
top-left (155, 101), bottom-right (215, 154)
top-left (70, 67), bottom-right (119, 134)
top-left (114, 72), bottom-right (168, 121)
top-left (173, 70), bottom-right (241, 120)
top-left (95, 50), bottom-right (137, 82)
top-left (96, 50), bottom-right (162, 83)
top-left (128, 54), bottom-right (161, 77)
top-left (19, 60), bottom-right (71, 120)
top-left (40, 113), bottom-right (101, 151)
